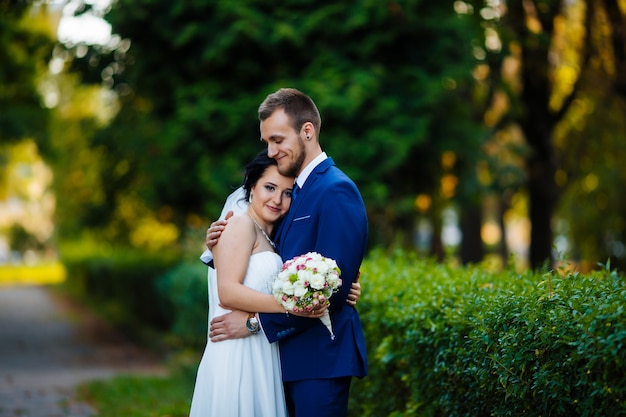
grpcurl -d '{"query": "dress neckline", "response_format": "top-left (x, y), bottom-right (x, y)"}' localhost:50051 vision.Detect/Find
top-left (250, 251), bottom-right (281, 259)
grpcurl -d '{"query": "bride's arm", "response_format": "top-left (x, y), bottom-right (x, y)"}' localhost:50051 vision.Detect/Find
top-left (214, 215), bottom-right (287, 314)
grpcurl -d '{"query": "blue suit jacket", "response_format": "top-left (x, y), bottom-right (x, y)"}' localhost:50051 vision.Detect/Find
top-left (258, 157), bottom-right (368, 382)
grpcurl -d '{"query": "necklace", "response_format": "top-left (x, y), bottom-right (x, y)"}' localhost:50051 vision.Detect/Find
top-left (248, 213), bottom-right (276, 249)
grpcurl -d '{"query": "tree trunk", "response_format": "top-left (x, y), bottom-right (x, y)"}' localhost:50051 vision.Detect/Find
top-left (601, 0), bottom-right (626, 97)
top-left (429, 212), bottom-right (445, 262)
top-left (521, 62), bottom-right (559, 270)
top-left (507, 0), bottom-right (563, 269)
top-left (498, 192), bottom-right (511, 266)
top-left (526, 149), bottom-right (557, 269)
top-left (459, 203), bottom-right (484, 264)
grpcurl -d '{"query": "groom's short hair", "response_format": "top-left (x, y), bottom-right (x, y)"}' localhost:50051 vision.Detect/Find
top-left (258, 88), bottom-right (322, 135)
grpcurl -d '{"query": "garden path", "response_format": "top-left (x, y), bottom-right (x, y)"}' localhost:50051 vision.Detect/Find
top-left (0, 285), bottom-right (166, 417)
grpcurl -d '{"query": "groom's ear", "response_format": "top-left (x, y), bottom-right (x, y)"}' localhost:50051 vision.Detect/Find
top-left (300, 122), bottom-right (315, 141)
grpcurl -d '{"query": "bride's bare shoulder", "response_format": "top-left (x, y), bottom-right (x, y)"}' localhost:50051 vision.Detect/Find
top-left (222, 213), bottom-right (253, 234)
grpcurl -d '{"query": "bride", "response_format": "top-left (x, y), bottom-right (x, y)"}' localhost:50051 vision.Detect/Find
top-left (189, 151), bottom-right (327, 416)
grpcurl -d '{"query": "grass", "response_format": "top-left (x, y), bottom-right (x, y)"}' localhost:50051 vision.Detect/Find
top-left (76, 372), bottom-right (195, 417)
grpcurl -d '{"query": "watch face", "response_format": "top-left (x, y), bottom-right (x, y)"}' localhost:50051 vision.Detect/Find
top-left (246, 317), bottom-right (259, 332)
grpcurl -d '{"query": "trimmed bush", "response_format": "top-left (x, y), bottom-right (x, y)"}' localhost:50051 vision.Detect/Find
top-left (61, 245), bottom-right (180, 337)
top-left (60, 239), bottom-right (209, 351)
top-left (156, 261), bottom-right (208, 349)
top-left (349, 250), bottom-right (626, 417)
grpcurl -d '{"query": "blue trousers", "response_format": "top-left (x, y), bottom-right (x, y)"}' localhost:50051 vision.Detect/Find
top-left (283, 376), bottom-right (352, 417)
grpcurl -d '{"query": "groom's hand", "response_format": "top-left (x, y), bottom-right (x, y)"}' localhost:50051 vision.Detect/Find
top-left (209, 309), bottom-right (249, 342)
top-left (347, 280), bottom-right (361, 306)
top-left (346, 271), bottom-right (361, 306)
top-left (205, 211), bottom-right (234, 250)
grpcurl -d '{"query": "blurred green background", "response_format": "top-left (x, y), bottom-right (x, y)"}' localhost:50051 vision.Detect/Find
top-left (2, 1), bottom-right (626, 415)
top-left (3, 0), bottom-right (626, 274)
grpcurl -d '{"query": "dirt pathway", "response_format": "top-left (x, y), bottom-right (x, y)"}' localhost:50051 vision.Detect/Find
top-left (0, 285), bottom-right (166, 417)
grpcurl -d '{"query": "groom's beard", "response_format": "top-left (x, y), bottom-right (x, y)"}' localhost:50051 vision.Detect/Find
top-left (280, 141), bottom-right (306, 178)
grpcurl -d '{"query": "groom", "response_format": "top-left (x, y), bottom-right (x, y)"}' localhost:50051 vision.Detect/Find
top-left (208, 88), bottom-right (368, 417)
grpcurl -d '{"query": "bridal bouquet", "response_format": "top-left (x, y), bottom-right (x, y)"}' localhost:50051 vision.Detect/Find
top-left (272, 252), bottom-right (342, 339)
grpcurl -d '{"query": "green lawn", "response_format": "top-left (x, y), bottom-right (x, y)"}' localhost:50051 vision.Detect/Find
top-left (77, 373), bottom-right (195, 417)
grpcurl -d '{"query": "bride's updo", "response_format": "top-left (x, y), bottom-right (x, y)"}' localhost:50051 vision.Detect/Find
top-left (241, 151), bottom-right (278, 203)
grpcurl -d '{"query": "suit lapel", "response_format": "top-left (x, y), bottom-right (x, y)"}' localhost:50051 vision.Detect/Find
top-left (275, 158), bottom-right (334, 253)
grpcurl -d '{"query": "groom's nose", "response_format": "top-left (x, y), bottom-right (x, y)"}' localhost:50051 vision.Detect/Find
top-left (267, 142), bottom-right (278, 159)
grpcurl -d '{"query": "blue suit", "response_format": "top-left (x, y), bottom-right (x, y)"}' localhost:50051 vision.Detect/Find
top-left (259, 157), bottom-right (368, 416)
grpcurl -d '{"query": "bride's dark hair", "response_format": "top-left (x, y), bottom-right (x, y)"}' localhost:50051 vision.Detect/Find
top-left (241, 150), bottom-right (278, 202)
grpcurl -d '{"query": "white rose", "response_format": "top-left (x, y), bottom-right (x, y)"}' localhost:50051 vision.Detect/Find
top-left (293, 280), bottom-right (308, 297)
top-left (297, 269), bottom-right (314, 284)
top-left (314, 261), bottom-right (329, 274)
top-left (281, 280), bottom-right (295, 295)
top-left (309, 273), bottom-right (326, 290)
top-left (282, 298), bottom-right (296, 311)
top-left (327, 273), bottom-right (340, 289)
top-left (305, 252), bottom-right (319, 260)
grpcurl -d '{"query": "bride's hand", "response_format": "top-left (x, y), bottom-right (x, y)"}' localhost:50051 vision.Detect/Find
top-left (288, 304), bottom-right (328, 318)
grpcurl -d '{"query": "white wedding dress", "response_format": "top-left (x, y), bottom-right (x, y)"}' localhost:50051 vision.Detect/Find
top-left (189, 251), bottom-right (288, 417)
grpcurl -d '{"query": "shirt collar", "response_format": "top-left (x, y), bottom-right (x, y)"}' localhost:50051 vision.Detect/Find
top-left (295, 152), bottom-right (327, 189)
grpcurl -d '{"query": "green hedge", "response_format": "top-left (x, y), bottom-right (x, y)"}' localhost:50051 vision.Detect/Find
top-left (60, 242), bottom-right (209, 350)
top-left (61, 243), bottom-right (626, 415)
top-left (349, 250), bottom-right (626, 417)
top-left (60, 245), bottom-right (179, 334)
top-left (156, 260), bottom-right (208, 349)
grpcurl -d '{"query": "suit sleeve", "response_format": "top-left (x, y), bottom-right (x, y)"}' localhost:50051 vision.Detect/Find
top-left (315, 180), bottom-right (368, 312)
top-left (259, 312), bottom-right (317, 343)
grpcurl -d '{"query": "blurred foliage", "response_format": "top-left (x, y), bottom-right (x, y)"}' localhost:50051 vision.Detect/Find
top-left (8, 223), bottom-right (42, 252)
top-left (155, 261), bottom-right (208, 350)
top-left (0, 1), bottom-right (53, 146)
top-left (0, 139), bottom-right (55, 248)
top-left (555, 94), bottom-right (626, 270)
top-left (551, 0), bottom-right (626, 268)
top-left (58, 236), bottom-right (208, 351)
top-left (2, 0), bottom-right (626, 270)
top-left (59, 239), bottom-right (181, 343)
top-left (453, 0), bottom-right (626, 269)
top-left (56, 0), bottom-right (483, 249)
top-left (456, 0), bottom-right (581, 268)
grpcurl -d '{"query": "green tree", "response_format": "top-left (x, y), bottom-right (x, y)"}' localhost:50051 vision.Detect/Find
top-left (61, 0), bottom-right (482, 250)
top-left (553, 0), bottom-right (626, 270)
top-left (0, 1), bottom-right (52, 146)
top-left (458, 0), bottom-right (626, 270)
top-left (0, 2), bottom-right (56, 255)
top-left (511, 0), bottom-right (626, 270)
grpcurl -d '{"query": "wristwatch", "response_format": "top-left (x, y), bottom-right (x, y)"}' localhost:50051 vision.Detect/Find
top-left (246, 313), bottom-right (260, 334)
